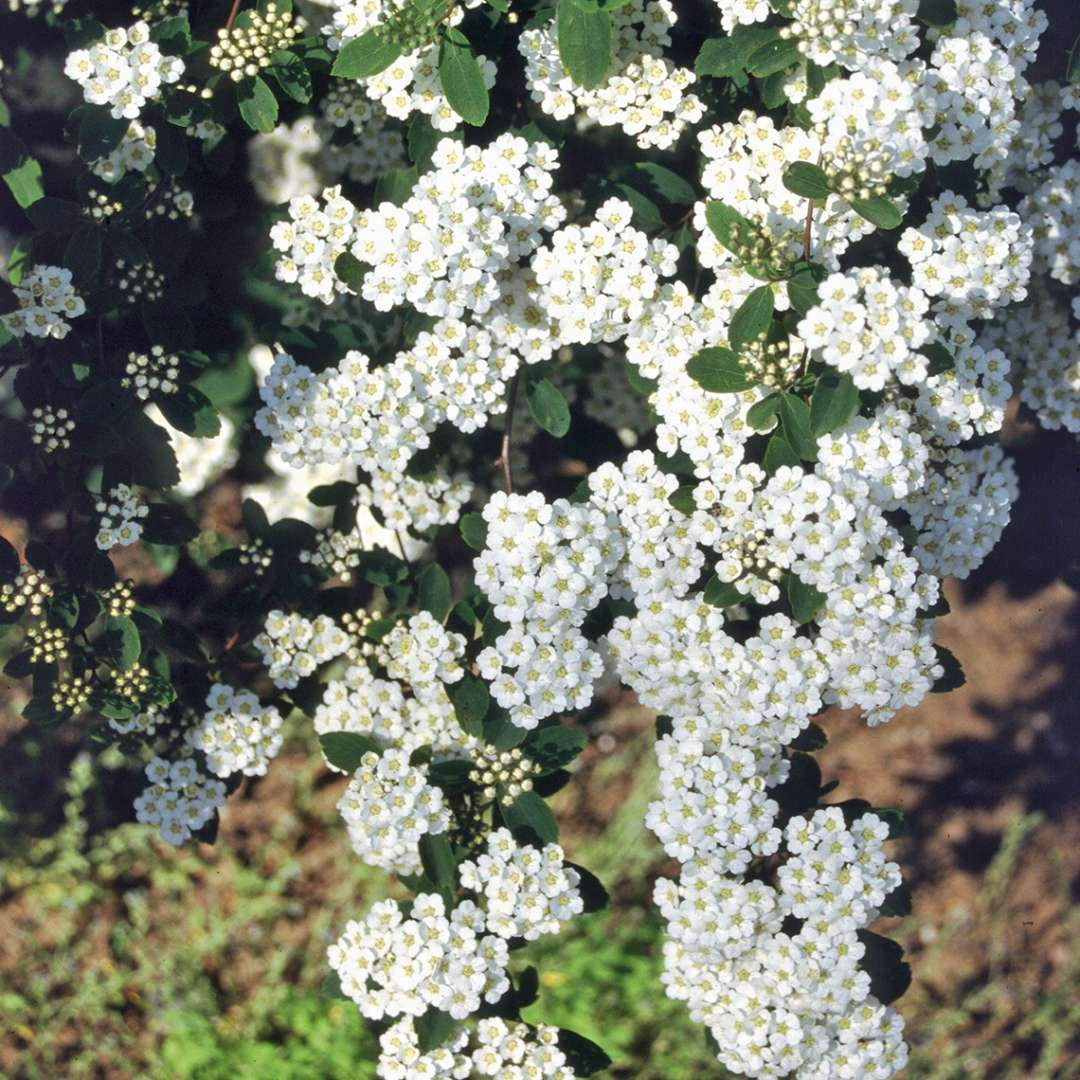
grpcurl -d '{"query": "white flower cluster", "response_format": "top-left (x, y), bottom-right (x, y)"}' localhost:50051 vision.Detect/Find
top-left (327, 893), bottom-right (509, 1021)
top-left (29, 405), bottom-right (75, 453)
top-left (325, 0), bottom-right (491, 131)
top-left (532, 199), bottom-right (679, 346)
top-left (378, 1017), bottom-right (574, 1079)
top-left (520, 0), bottom-right (704, 150)
top-left (654, 809), bottom-right (907, 1079)
top-left (64, 21), bottom-right (184, 120)
top-left (123, 345), bottom-right (180, 400)
top-left (378, 612), bottom-right (466, 702)
top-left (900, 192), bottom-right (1031, 319)
top-left (134, 755), bottom-right (226, 846)
top-left (366, 467), bottom-right (473, 535)
top-left (270, 184), bottom-right (357, 302)
top-left (914, 340), bottom-right (1012, 446)
top-left (797, 267), bottom-right (932, 391)
top-left (336, 748), bottom-right (450, 875)
top-left (1022, 159), bottom-right (1080, 286)
top-left (783, 0), bottom-right (919, 69)
top-left (94, 484), bottom-right (148, 550)
top-left (458, 829), bottom-right (584, 941)
top-left (2, 264), bottom-right (86, 340)
top-left (188, 683), bottom-right (284, 778)
top-left (318, 88), bottom-right (407, 185)
top-left (253, 609), bottom-right (351, 688)
top-left (90, 120), bottom-right (156, 181)
top-left (475, 491), bottom-right (622, 729)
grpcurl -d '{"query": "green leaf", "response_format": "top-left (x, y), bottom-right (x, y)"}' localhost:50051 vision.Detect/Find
top-left (319, 730), bottom-right (380, 771)
top-left (438, 30), bottom-right (490, 127)
top-left (746, 36), bottom-right (801, 77)
top-left (0, 535), bottom-right (18, 584)
top-left (729, 286), bottom-right (775, 351)
top-left (611, 181), bottom-right (664, 232)
top-left (809, 371), bottom-right (859, 436)
top-left (64, 225), bottom-right (103, 286)
top-left (526, 377), bottom-right (571, 437)
top-left (627, 162), bottom-right (696, 205)
top-left (557, 0), bottom-right (612, 90)
top-left (567, 861), bottom-right (609, 912)
top-left (237, 75), bottom-right (279, 133)
top-left (157, 385), bottom-right (220, 438)
top-left (746, 393), bottom-right (780, 432)
top-left (373, 165), bottom-right (418, 206)
top-left (459, 512), bottom-right (488, 551)
top-left (790, 721), bottom-right (828, 751)
top-left (668, 484), bottom-right (696, 515)
top-left (920, 342), bottom-right (955, 377)
top-left (47, 589), bottom-right (80, 630)
top-left (703, 575), bottom-right (746, 608)
top-left (783, 161), bottom-right (832, 200)
top-left (269, 50), bottom-right (313, 103)
top-left (763, 433), bottom-right (800, 474)
top-left (448, 676), bottom-right (490, 736)
top-left (880, 881), bottom-right (913, 918)
top-left (916, 0), bottom-right (957, 26)
top-left (141, 503), bottom-right (199, 545)
top-left (787, 260), bottom-right (827, 315)
top-left (102, 614), bottom-right (141, 671)
top-left (1068, 32), bottom-right (1080, 84)
top-left (150, 13), bottom-right (191, 52)
top-left (26, 196), bottom-right (87, 233)
top-left (932, 644), bottom-right (965, 693)
top-left (557, 1030), bottom-right (612, 1076)
top-left (857, 930), bottom-right (911, 1004)
top-left (704, 199), bottom-right (756, 254)
top-left (779, 393), bottom-right (817, 461)
top-left (695, 26), bottom-right (777, 78)
top-left (417, 563), bottom-right (452, 622)
top-left (330, 27), bottom-right (402, 79)
top-left (502, 790), bottom-right (559, 844)
top-left (687, 347), bottom-right (754, 393)
top-left (786, 572), bottom-right (827, 624)
top-left (418, 834), bottom-right (457, 888)
top-left (415, 1010), bottom-right (457, 1054)
top-left (848, 194), bottom-right (903, 230)
top-left (4, 156), bottom-right (43, 208)
top-left (522, 724), bottom-right (587, 773)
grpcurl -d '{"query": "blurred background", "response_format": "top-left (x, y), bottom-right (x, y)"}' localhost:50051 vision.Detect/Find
top-left (1, 415), bottom-right (1078, 1080)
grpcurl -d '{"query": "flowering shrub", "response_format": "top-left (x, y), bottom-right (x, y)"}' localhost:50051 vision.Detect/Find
top-left (2, 0), bottom-right (1078, 1075)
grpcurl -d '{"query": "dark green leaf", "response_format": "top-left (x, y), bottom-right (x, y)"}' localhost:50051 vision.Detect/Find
top-left (729, 286), bottom-right (775, 351)
top-left (557, 0), bottom-right (612, 90)
top-left (857, 930), bottom-right (912, 1004)
top-left (102, 614), bottom-right (141, 671)
top-left (460, 512), bottom-right (488, 550)
top-left (448, 676), bottom-right (490, 736)
top-left (763, 433), bottom-right (800, 474)
top-left (557, 1030), bottom-right (612, 1076)
top-left (786, 572), bottom-right (827, 624)
top-left (916, 0), bottom-right (957, 26)
top-left (47, 589), bottom-right (80, 630)
top-left (522, 724), bottom-right (587, 773)
top-left (417, 563), bottom-right (452, 622)
top-left (269, 50), bottom-right (313, 103)
top-left (787, 260), bottom-right (827, 315)
top-left (415, 1010), bottom-right (457, 1054)
top-left (627, 162), bottom-right (696, 205)
top-left (373, 165), bottom-right (417, 206)
top-left (746, 393), bottom-right (780, 431)
top-left (26, 197), bottom-right (87, 233)
top-left (64, 226), bottom-right (103, 285)
top-left (526, 377), bottom-right (571, 437)
top-left (438, 30), bottom-right (490, 127)
top-left (0, 535), bottom-right (17, 584)
top-left (687, 347), bottom-right (754, 393)
top-left (783, 161), bottom-right (832, 200)
top-left (746, 36), bottom-right (801, 77)
top-left (502, 790), bottom-right (559, 844)
top-left (1068, 32), bottom-right (1080, 84)
top-left (932, 644), bottom-right (965, 692)
top-left (790, 721), bottom-right (828, 751)
top-left (157, 385), bottom-right (220, 438)
top-left (330, 27), bottom-right (402, 79)
top-left (124, 413), bottom-right (181, 489)
top-left (809, 371), bottom-right (859, 436)
top-left (320, 730), bottom-right (380, 771)
top-left (237, 75), bottom-right (279, 133)
top-left (703, 575), bottom-right (746, 608)
top-left (611, 182), bottom-right (664, 232)
top-left (779, 393), bottom-right (817, 460)
top-left (849, 194), bottom-right (903, 230)
top-left (880, 881), bottom-right (913, 918)
top-left (920, 342), bottom-right (955, 377)
top-left (418, 834), bottom-right (457, 888)
top-left (566, 861), bottom-right (609, 912)
top-left (695, 27), bottom-right (778, 78)
top-left (668, 485), bottom-right (696, 515)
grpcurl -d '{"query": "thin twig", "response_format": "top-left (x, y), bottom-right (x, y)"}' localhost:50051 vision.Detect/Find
top-left (497, 370), bottom-right (522, 495)
top-left (802, 197), bottom-right (814, 261)
top-left (224, 0), bottom-right (243, 31)
top-left (396, 530), bottom-right (412, 567)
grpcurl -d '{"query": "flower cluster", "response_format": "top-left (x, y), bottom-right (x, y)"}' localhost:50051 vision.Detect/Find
top-left (253, 610), bottom-right (351, 688)
top-left (336, 748), bottom-right (451, 874)
top-left (29, 406), bottom-right (76, 453)
top-left (1, 264), bottom-right (86, 340)
top-left (520, 0), bottom-right (703, 150)
top-left (209, 2), bottom-right (303, 81)
top-left (1, 566), bottom-right (52, 616)
top-left (64, 21), bottom-right (184, 120)
top-left (94, 484), bottom-right (148, 550)
top-left (90, 120), bottom-right (157, 181)
top-left (123, 346), bottom-right (181, 400)
top-left (134, 755), bottom-right (227, 846)
top-left (189, 684), bottom-right (284, 778)
top-left (458, 829), bottom-right (584, 941)
top-left (327, 893), bottom-right (510, 1021)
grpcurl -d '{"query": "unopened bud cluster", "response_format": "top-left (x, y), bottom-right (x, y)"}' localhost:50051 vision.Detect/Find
top-left (209, 4), bottom-right (303, 82)
top-left (53, 671), bottom-right (93, 711)
top-left (300, 526), bottom-right (362, 581)
top-left (732, 219), bottom-right (794, 281)
top-left (27, 624), bottom-right (69, 664)
top-left (741, 333), bottom-right (799, 391)
top-left (383, 0), bottom-right (450, 54)
top-left (822, 138), bottom-right (891, 202)
top-left (103, 580), bottom-right (136, 617)
top-left (87, 188), bottom-right (125, 221)
top-left (148, 181), bottom-right (195, 220)
top-left (116, 259), bottom-right (166, 303)
top-left (29, 405), bottom-right (76, 452)
top-left (238, 536), bottom-right (273, 573)
top-left (2, 568), bottom-right (52, 616)
top-left (339, 609), bottom-right (378, 659)
top-left (469, 745), bottom-right (538, 805)
top-left (111, 664), bottom-right (153, 701)
top-left (123, 345), bottom-right (181, 400)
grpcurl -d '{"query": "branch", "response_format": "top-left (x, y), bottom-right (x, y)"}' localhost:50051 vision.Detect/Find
top-left (802, 197), bottom-right (814, 261)
top-left (496, 370), bottom-right (522, 495)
